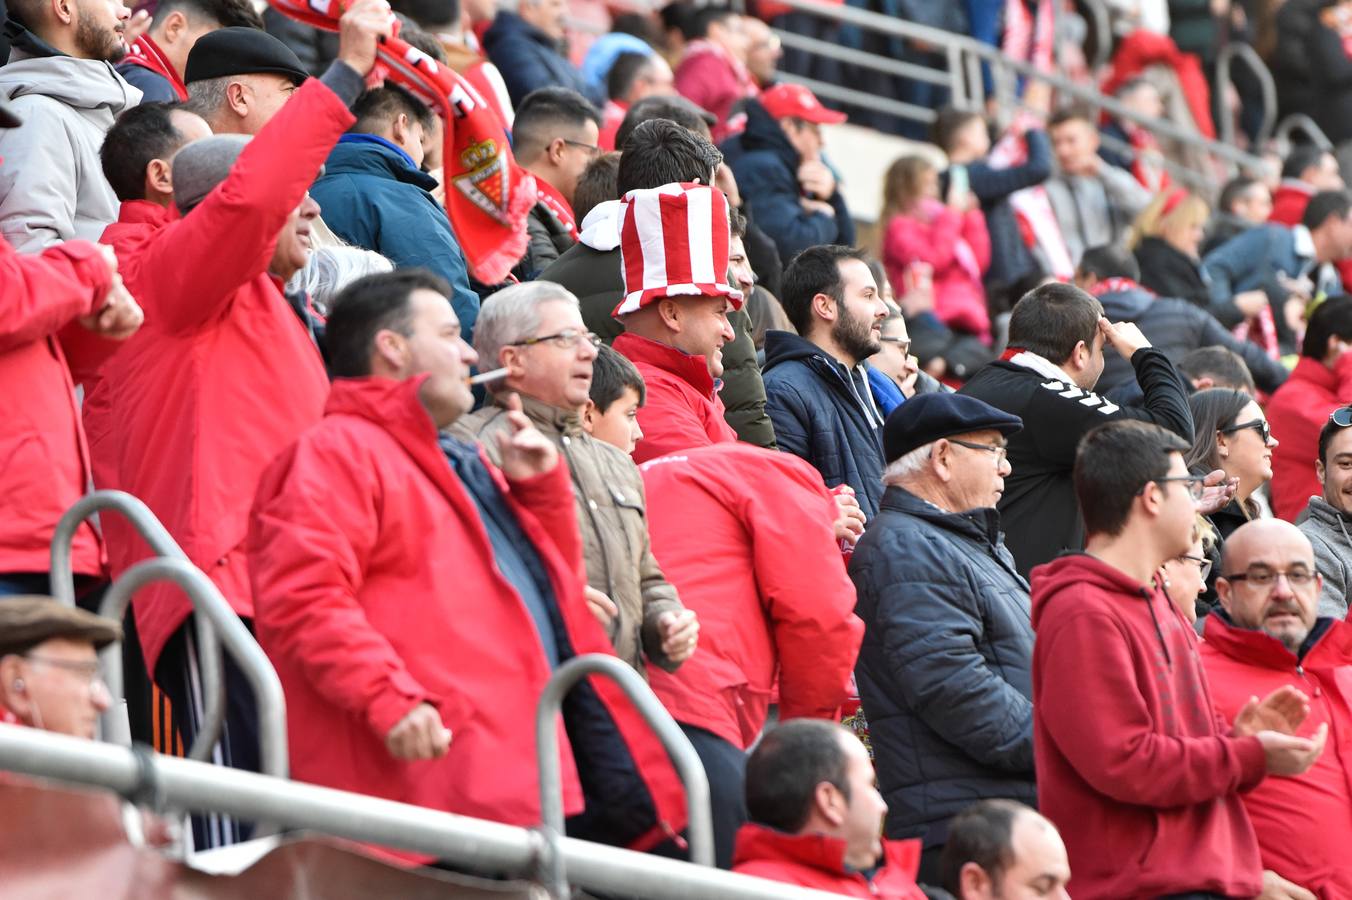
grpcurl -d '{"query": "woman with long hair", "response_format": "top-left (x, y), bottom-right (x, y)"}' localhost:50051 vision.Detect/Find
top-left (1129, 189), bottom-right (1212, 307)
top-left (879, 154), bottom-right (993, 344)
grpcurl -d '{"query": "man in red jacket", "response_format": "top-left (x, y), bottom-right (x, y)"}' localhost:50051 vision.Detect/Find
top-left (640, 440), bottom-right (864, 868)
top-left (249, 268), bottom-right (685, 862)
top-left (610, 181), bottom-right (743, 464)
top-left (1201, 519), bottom-right (1352, 899)
top-left (1270, 297), bottom-right (1352, 521)
top-left (732, 720), bottom-right (926, 899)
top-left (1269, 146), bottom-right (1344, 227)
top-left (1032, 419), bottom-right (1326, 900)
top-left (90, 0), bottom-right (392, 849)
top-left (0, 96), bottom-right (143, 599)
top-left (673, 7), bottom-right (755, 142)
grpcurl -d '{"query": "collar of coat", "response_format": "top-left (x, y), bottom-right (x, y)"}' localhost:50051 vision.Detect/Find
top-left (1202, 610), bottom-right (1345, 669)
top-left (880, 484), bottom-right (1010, 555)
top-left (493, 391), bottom-right (583, 437)
top-left (612, 332), bottom-right (721, 400)
top-left (731, 823), bottom-right (923, 889)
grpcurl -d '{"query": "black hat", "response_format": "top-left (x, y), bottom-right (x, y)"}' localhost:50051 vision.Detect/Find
top-left (883, 392), bottom-right (1023, 463)
top-left (184, 27), bottom-right (309, 86)
top-left (0, 98), bottom-right (21, 129)
top-left (0, 597), bottom-right (122, 659)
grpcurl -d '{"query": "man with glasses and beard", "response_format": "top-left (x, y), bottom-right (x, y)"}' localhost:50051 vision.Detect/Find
top-left (763, 245), bottom-right (890, 519)
top-left (1199, 519), bottom-right (1352, 899)
top-left (0, 0), bottom-right (140, 250)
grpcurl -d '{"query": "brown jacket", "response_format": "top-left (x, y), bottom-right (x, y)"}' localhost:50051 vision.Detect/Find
top-left (458, 394), bottom-right (684, 675)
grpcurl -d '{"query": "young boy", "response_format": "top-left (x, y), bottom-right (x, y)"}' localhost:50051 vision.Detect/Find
top-left (583, 343), bottom-right (646, 454)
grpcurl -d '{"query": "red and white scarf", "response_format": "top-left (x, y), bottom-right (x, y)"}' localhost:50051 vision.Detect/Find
top-left (121, 35), bottom-right (188, 101)
top-left (535, 177), bottom-right (578, 241)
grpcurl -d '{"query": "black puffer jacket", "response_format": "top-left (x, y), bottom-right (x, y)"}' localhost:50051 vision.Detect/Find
top-left (849, 486), bottom-right (1036, 846)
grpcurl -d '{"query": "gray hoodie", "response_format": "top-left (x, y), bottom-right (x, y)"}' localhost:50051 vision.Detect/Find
top-left (1297, 495), bottom-right (1352, 618)
top-left (0, 49), bottom-right (140, 252)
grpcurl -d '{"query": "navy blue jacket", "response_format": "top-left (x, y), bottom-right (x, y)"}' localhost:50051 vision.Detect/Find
top-left (482, 12), bottom-right (602, 108)
top-left (725, 100), bottom-right (855, 264)
top-left (849, 486), bottom-right (1036, 846)
top-left (761, 330), bottom-right (885, 519)
top-left (310, 135), bottom-right (480, 339)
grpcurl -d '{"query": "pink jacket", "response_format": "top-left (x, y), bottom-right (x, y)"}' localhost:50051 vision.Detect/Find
top-left (883, 202), bottom-right (992, 344)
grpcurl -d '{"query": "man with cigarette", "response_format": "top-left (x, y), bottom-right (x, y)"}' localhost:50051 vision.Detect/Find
top-left (248, 268), bottom-right (688, 857)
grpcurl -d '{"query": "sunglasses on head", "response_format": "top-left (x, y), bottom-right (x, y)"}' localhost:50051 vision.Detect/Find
top-left (1332, 406), bottom-right (1352, 428)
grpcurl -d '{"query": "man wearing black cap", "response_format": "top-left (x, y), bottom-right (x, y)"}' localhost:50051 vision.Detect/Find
top-left (0, 0), bottom-right (140, 251)
top-left (0, 596), bottom-right (121, 740)
top-left (849, 392), bottom-right (1036, 883)
top-left (181, 24), bottom-right (313, 135)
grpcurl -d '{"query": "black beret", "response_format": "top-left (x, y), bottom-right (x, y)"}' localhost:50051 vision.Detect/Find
top-left (883, 392), bottom-right (1024, 463)
top-left (185, 27), bottom-right (309, 86)
top-left (0, 597), bottom-right (121, 659)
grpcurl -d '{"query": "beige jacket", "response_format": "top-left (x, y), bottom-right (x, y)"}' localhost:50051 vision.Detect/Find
top-left (458, 394), bottom-right (684, 675)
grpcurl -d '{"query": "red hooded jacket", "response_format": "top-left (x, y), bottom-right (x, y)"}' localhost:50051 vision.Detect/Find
top-left (1199, 615), bottom-right (1352, 899)
top-left (640, 443), bottom-right (862, 749)
top-left (882, 203), bottom-right (992, 344)
top-left (613, 332), bottom-right (739, 463)
top-left (731, 824), bottom-right (926, 899)
top-left (1030, 554), bottom-right (1266, 900)
top-left (1269, 354), bottom-right (1352, 522)
top-left (0, 236), bottom-right (112, 577)
top-left (91, 78), bottom-right (349, 671)
top-left (248, 376), bottom-right (687, 857)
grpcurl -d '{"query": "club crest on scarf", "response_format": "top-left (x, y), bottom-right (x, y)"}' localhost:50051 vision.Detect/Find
top-left (268, 0), bottom-right (534, 283)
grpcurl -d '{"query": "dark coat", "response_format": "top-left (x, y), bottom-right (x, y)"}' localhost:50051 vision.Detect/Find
top-left (762, 330), bottom-right (886, 519)
top-left (1134, 235), bottom-right (1211, 312)
top-left (513, 201), bottom-right (574, 281)
top-left (310, 137), bottom-right (480, 338)
top-left (849, 486), bottom-right (1036, 845)
top-left (726, 100), bottom-right (855, 263)
top-left (538, 239), bottom-right (777, 449)
top-left (956, 128), bottom-right (1053, 296)
top-left (482, 11), bottom-right (601, 108)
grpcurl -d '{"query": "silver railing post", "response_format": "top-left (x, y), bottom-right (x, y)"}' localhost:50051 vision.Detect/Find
top-left (1216, 43), bottom-right (1278, 151)
top-left (534, 655), bottom-right (714, 897)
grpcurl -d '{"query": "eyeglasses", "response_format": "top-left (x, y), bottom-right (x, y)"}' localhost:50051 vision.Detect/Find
top-left (1331, 406), bottom-right (1352, 428)
top-left (1219, 418), bottom-right (1271, 443)
top-left (878, 337), bottom-right (911, 355)
top-left (1139, 475), bottom-right (1207, 502)
top-left (1222, 567), bottom-right (1317, 589)
top-left (1176, 554), bottom-right (1213, 581)
top-left (22, 654), bottom-right (107, 690)
top-left (509, 329), bottom-right (602, 350)
top-left (948, 438), bottom-right (1007, 464)
top-left (561, 139), bottom-right (601, 158)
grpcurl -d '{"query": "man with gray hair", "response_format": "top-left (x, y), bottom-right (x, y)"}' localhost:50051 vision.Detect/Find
top-left (456, 281), bottom-right (698, 677)
top-left (181, 25), bottom-right (312, 135)
top-left (849, 392), bottom-right (1035, 882)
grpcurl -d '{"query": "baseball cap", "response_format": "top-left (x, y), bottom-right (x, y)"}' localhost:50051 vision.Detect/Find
top-left (759, 83), bottom-right (846, 125)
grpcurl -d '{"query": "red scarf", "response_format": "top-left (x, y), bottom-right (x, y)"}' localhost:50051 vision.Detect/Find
top-left (534, 177), bottom-right (577, 241)
top-left (268, 0), bottom-right (535, 284)
top-left (121, 35), bottom-right (188, 101)
top-left (1087, 276), bottom-right (1153, 298)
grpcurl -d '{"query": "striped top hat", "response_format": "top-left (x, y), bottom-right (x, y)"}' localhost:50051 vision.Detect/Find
top-left (612, 182), bottom-right (744, 318)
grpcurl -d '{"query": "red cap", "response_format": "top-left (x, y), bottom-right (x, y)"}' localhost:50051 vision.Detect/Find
top-left (759, 83), bottom-right (847, 125)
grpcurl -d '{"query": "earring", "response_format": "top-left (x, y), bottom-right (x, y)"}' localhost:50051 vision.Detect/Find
top-left (13, 679), bottom-right (23, 692)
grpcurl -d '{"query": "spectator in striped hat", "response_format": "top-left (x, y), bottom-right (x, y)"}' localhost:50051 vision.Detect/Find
top-left (610, 181), bottom-right (745, 464)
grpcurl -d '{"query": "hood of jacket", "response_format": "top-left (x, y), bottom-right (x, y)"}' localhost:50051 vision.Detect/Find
top-left (762, 329), bottom-right (883, 428)
top-left (1304, 495), bottom-right (1352, 532)
top-left (1094, 284), bottom-right (1154, 320)
top-left (1030, 552), bottom-right (1157, 632)
top-left (737, 98), bottom-right (799, 172)
top-left (0, 22), bottom-right (140, 114)
top-left (732, 824), bottom-right (924, 894)
top-left (323, 136), bottom-right (439, 191)
top-left (325, 374), bottom-right (440, 455)
top-left (578, 198), bottom-right (621, 251)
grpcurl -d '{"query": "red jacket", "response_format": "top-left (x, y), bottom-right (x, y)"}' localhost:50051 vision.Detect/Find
top-left (93, 78), bottom-right (349, 670)
top-left (674, 41), bottom-right (758, 143)
top-left (0, 236), bottom-right (112, 577)
top-left (613, 332), bottom-right (739, 464)
top-left (732, 824), bottom-right (926, 899)
top-left (1030, 554), bottom-right (1266, 900)
top-left (882, 203), bottom-right (992, 343)
top-left (1199, 615), bottom-right (1352, 899)
top-left (1269, 354), bottom-right (1352, 522)
top-left (599, 99), bottom-right (627, 151)
top-left (248, 376), bottom-right (686, 855)
top-left (640, 443), bottom-right (862, 748)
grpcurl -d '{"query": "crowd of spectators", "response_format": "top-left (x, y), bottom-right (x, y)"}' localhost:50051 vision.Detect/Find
top-left (9, 0), bottom-right (1352, 896)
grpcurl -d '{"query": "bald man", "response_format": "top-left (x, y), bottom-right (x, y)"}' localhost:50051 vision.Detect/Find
top-left (939, 800), bottom-right (1070, 900)
top-left (1199, 519), bottom-right (1352, 898)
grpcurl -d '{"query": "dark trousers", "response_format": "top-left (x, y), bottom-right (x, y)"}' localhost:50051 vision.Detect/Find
top-left (678, 723), bottom-right (747, 870)
top-left (155, 614), bottom-right (260, 850)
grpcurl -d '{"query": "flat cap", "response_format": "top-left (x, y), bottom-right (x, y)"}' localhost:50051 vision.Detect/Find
top-left (185, 26), bottom-right (309, 86)
top-left (173, 134), bottom-right (251, 213)
top-left (883, 392), bottom-right (1023, 463)
top-left (0, 597), bottom-right (121, 658)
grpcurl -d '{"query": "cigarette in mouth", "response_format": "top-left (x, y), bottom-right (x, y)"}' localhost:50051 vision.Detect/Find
top-left (465, 367), bottom-right (510, 386)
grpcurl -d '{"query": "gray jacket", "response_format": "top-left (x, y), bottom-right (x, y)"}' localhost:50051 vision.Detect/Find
top-left (0, 51), bottom-right (140, 251)
top-left (1298, 495), bottom-right (1352, 618)
top-left (1043, 165), bottom-right (1151, 265)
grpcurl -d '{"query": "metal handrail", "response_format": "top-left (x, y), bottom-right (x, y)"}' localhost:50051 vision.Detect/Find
top-left (777, 72), bottom-right (940, 123)
top-left (0, 724), bottom-right (843, 900)
top-left (1216, 42), bottom-right (1278, 151)
top-left (772, 28), bottom-right (955, 86)
top-left (534, 655), bottom-right (714, 897)
top-left (1274, 113), bottom-right (1334, 153)
top-left (49, 490), bottom-right (226, 764)
top-left (1078, 0), bottom-right (1113, 71)
top-left (97, 558), bottom-right (289, 782)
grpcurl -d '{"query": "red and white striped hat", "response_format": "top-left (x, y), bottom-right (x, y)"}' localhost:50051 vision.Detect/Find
top-left (612, 182), bottom-right (744, 318)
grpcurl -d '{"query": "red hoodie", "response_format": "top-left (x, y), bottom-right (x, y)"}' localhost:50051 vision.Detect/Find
top-left (731, 824), bottom-right (926, 899)
top-left (1030, 554), bottom-right (1267, 900)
